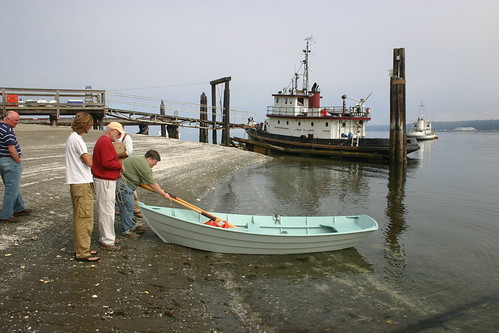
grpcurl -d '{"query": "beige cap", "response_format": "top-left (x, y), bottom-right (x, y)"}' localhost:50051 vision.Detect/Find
top-left (108, 121), bottom-right (125, 135)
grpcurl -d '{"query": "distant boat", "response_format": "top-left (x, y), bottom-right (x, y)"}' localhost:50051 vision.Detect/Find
top-left (407, 103), bottom-right (438, 141)
top-left (139, 203), bottom-right (378, 254)
top-left (234, 37), bottom-right (420, 161)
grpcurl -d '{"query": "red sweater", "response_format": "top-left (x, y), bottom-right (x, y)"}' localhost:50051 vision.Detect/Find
top-left (91, 135), bottom-right (122, 180)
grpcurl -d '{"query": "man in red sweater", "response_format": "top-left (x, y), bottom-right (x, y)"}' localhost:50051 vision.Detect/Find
top-left (92, 122), bottom-right (125, 251)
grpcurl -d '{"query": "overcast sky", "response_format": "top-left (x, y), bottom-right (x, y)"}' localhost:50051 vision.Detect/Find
top-left (2, 0), bottom-right (498, 125)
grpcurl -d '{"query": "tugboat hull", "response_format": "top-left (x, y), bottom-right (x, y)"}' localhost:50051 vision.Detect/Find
top-left (237, 128), bottom-right (420, 160)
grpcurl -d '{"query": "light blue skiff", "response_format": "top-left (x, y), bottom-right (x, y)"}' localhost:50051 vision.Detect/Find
top-left (139, 202), bottom-right (378, 254)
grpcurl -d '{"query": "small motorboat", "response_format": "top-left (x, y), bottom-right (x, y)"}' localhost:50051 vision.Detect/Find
top-left (139, 202), bottom-right (378, 255)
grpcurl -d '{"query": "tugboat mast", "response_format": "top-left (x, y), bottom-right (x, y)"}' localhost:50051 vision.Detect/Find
top-left (302, 36), bottom-right (313, 94)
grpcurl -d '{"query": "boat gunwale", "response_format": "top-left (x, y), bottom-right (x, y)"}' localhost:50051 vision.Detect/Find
top-left (139, 204), bottom-right (378, 238)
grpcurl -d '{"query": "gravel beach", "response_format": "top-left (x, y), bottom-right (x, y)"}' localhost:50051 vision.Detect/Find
top-left (0, 124), bottom-right (270, 332)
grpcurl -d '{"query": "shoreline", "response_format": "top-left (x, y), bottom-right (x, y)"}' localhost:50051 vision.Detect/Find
top-left (0, 124), bottom-right (271, 332)
top-left (1, 124), bottom-right (271, 250)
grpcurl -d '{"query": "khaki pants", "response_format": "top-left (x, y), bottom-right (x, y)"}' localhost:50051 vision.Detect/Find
top-left (70, 183), bottom-right (94, 258)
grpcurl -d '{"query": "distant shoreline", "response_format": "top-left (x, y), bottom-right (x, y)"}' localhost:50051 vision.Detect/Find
top-left (368, 119), bottom-right (499, 132)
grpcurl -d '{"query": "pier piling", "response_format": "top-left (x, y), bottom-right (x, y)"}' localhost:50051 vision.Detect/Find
top-left (199, 92), bottom-right (208, 143)
top-left (210, 77), bottom-right (231, 146)
top-left (389, 48), bottom-right (407, 163)
top-left (160, 100), bottom-right (166, 137)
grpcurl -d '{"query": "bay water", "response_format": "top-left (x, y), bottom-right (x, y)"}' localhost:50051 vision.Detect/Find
top-left (200, 131), bottom-right (499, 331)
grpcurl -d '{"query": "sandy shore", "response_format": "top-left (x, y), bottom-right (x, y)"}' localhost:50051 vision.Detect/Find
top-left (0, 124), bottom-right (270, 332)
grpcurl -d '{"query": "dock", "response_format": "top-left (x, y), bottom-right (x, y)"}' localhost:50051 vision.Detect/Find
top-left (1, 85), bottom-right (253, 144)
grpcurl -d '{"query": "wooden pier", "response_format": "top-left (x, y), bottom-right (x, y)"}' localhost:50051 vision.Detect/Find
top-left (1, 86), bottom-right (252, 144)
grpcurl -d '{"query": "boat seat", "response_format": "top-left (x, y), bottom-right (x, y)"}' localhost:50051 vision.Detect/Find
top-left (320, 224), bottom-right (339, 233)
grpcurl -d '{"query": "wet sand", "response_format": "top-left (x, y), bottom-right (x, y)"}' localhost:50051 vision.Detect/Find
top-left (0, 124), bottom-right (270, 332)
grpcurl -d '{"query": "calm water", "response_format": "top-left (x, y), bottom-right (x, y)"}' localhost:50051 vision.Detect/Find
top-left (201, 131), bottom-right (499, 332)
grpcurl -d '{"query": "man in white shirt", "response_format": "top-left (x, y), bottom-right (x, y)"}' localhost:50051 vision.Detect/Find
top-left (65, 112), bottom-right (99, 262)
top-left (114, 131), bottom-right (142, 218)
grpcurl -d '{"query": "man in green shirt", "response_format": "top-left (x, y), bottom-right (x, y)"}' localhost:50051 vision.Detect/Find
top-left (116, 150), bottom-right (170, 238)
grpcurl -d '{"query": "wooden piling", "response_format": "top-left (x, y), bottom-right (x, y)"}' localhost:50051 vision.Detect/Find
top-left (210, 84), bottom-right (217, 144)
top-left (210, 77), bottom-right (232, 146)
top-left (167, 124), bottom-right (179, 139)
top-left (389, 48), bottom-right (407, 163)
top-left (222, 80), bottom-right (230, 146)
top-left (199, 92), bottom-right (208, 143)
top-left (160, 100), bottom-right (166, 137)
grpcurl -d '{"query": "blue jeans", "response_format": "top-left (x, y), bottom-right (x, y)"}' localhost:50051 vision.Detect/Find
top-left (0, 158), bottom-right (26, 219)
top-left (116, 178), bottom-right (136, 233)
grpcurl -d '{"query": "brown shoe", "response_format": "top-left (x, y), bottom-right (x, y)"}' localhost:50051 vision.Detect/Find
top-left (131, 225), bottom-right (146, 234)
top-left (75, 255), bottom-right (100, 262)
top-left (123, 231), bottom-right (140, 239)
top-left (0, 217), bottom-right (20, 223)
top-left (134, 210), bottom-right (143, 218)
top-left (14, 209), bottom-right (32, 217)
top-left (99, 241), bottom-right (121, 251)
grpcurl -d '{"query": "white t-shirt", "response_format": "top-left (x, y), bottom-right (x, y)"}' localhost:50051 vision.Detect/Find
top-left (65, 132), bottom-right (93, 184)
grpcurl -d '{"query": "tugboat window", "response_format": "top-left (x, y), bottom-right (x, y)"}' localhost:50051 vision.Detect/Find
top-left (325, 122), bottom-right (329, 127)
top-left (286, 121), bottom-right (289, 125)
top-left (311, 122), bottom-right (314, 126)
top-left (298, 122), bottom-right (301, 126)
top-left (278, 120), bottom-right (280, 124)
top-left (342, 122), bottom-right (346, 127)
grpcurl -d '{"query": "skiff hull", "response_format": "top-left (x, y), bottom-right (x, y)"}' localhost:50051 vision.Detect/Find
top-left (139, 203), bottom-right (378, 255)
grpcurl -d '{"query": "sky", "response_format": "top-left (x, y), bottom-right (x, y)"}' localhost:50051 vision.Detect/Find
top-left (2, 0), bottom-right (498, 125)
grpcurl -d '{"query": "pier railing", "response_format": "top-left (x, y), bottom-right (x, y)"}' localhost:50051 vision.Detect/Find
top-left (106, 91), bottom-right (253, 127)
top-left (267, 105), bottom-right (371, 118)
top-left (1, 87), bottom-right (106, 116)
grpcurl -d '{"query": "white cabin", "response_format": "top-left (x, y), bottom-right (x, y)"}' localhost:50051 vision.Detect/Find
top-left (265, 87), bottom-right (371, 140)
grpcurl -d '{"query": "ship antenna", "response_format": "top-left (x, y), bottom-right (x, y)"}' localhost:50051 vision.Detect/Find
top-left (419, 101), bottom-right (425, 117)
top-left (302, 36), bottom-right (313, 93)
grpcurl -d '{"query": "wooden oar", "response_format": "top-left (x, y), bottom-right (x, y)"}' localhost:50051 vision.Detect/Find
top-left (139, 184), bottom-right (237, 228)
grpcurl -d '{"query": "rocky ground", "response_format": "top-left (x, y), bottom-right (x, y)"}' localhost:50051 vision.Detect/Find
top-left (0, 124), bottom-right (271, 333)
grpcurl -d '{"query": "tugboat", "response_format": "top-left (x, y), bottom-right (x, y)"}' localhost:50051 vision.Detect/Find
top-left (236, 37), bottom-right (420, 160)
top-left (407, 103), bottom-right (438, 140)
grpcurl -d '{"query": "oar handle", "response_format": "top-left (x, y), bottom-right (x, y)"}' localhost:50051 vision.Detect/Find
top-left (166, 192), bottom-right (177, 199)
top-left (200, 211), bottom-right (218, 221)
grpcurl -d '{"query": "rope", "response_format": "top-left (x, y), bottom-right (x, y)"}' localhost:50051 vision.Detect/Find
top-left (116, 175), bottom-right (137, 223)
